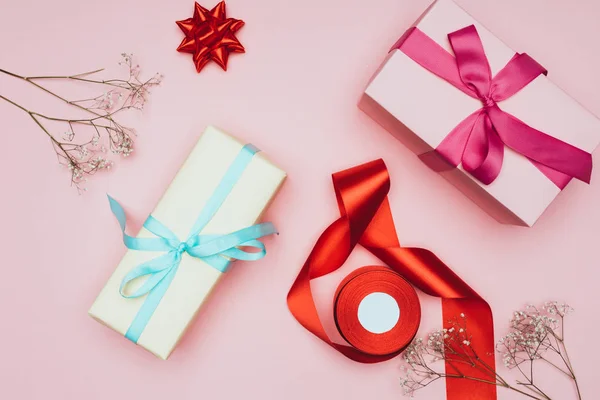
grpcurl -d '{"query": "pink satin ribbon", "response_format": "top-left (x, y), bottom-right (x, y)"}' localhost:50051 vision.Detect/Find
top-left (393, 25), bottom-right (592, 189)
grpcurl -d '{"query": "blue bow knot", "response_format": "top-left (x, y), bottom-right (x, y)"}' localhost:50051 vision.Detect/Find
top-left (177, 243), bottom-right (188, 255)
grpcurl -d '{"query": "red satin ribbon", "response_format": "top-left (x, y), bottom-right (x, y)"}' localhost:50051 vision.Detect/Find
top-left (393, 25), bottom-right (592, 189)
top-left (334, 266), bottom-right (421, 356)
top-left (287, 159), bottom-right (497, 400)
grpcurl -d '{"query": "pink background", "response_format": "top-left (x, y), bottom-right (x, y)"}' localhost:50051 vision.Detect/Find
top-left (0, 0), bottom-right (599, 399)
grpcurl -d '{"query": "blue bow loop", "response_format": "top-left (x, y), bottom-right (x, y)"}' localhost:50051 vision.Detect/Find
top-left (119, 252), bottom-right (181, 298)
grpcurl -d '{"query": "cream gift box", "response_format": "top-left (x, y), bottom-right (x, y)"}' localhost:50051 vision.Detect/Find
top-left (89, 126), bottom-right (286, 360)
top-left (359, 0), bottom-right (600, 226)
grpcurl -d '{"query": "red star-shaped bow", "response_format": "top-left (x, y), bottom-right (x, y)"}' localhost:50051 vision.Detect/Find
top-left (176, 1), bottom-right (245, 72)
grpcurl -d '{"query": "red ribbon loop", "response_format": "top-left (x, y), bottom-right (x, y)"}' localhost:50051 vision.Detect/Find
top-left (394, 25), bottom-right (592, 189)
top-left (287, 159), bottom-right (497, 399)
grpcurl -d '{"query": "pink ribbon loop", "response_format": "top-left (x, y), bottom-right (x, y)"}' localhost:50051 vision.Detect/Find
top-left (393, 25), bottom-right (592, 189)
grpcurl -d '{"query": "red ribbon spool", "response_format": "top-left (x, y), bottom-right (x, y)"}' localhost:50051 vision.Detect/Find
top-left (334, 266), bottom-right (421, 356)
top-left (287, 159), bottom-right (497, 399)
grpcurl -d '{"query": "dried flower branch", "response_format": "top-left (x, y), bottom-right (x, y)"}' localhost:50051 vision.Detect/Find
top-left (400, 302), bottom-right (580, 399)
top-left (0, 54), bottom-right (162, 192)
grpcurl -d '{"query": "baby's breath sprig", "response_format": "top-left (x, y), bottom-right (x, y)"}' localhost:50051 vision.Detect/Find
top-left (400, 302), bottom-right (580, 400)
top-left (0, 54), bottom-right (162, 192)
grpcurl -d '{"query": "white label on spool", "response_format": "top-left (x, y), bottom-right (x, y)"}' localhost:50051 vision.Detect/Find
top-left (357, 292), bottom-right (400, 334)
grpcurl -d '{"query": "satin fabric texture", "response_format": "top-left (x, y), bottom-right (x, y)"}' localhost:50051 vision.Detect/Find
top-left (109, 144), bottom-right (277, 343)
top-left (287, 159), bottom-right (497, 400)
top-left (176, 1), bottom-right (245, 72)
top-left (333, 266), bottom-right (421, 357)
top-left (394, 25), bottom-right (592, 189)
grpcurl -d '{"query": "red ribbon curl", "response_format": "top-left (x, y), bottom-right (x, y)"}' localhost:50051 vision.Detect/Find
top-left (287, 159), bottom-right (497, 400)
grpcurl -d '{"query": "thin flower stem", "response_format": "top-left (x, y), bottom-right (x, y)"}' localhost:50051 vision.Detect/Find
top-left (0, 67), bottom-right (105, 80)
top-left (518, 382), bottom-right (553, 400)
top-left (506, 386), bottom-right (545, 400)
top-left (30, 80), bottom-right (103, 117)
top-left (444, 373), bottom-right (499, 386)
top-left (1, 68), bottom-right (136, 90)
top-left (1, 56), bottom-right (159, 191)
top-left (0, 95), bottom-right (113, 130)
top-left (69, 76), bottom-right (133, 89)
top-left (70, 68), bottom-right (105, 78)
top-left (0, 95), bottom-right (60, 151)
top-left (539, 357), bottom-right (572, 378)
top-left (0, 94), bottom-right (30, 113)
top-left (470, 348), bottom-right (509, 386)
top-left (29, 114), bottom-right (75, 167)
top-left (1, 68), bottom-right (105, 118)
top-left (31, 111), bottom-right (116, 127)
top-left (0, 95), bottom-right (61, 147)
top-left (444, 373), bottom-right (542, 400)
top-left (558, 328), bottom-right (582, 400)
top-left (0, 68), bottom-right (26, 79)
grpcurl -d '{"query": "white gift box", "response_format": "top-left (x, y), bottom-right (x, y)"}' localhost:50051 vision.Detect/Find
top-left (89, 126), bottom-right (286, 359)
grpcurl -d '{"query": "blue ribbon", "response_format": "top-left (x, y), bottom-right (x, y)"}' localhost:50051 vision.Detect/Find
top-left (108, 144), bottom-right (277, 343)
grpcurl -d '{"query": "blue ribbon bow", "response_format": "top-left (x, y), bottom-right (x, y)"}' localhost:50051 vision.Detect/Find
top-left (108, 144), bottom-right (277, 343)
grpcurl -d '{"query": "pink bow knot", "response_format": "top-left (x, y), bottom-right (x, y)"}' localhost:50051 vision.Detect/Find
top-left (480, 95), bottom-right (496, 109)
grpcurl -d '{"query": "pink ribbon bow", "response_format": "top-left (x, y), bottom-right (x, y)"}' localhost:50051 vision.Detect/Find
top-left (394, 25), bottom-right (592, 189)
